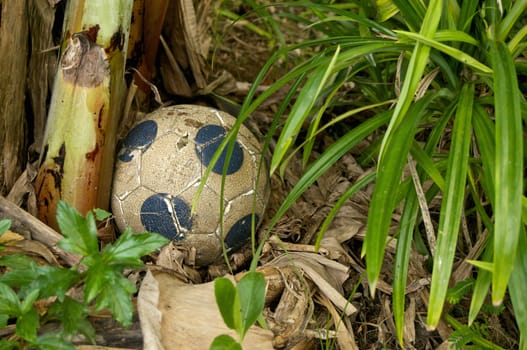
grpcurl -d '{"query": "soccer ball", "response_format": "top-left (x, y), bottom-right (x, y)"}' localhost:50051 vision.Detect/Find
top-left (111, 104), bottom-right (269, 266)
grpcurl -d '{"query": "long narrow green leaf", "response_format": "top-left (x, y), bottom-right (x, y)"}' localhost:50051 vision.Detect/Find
top-left (303, 48), bottom-right (343, 167)
top-left (509, 228), bottom-right (527, 350)
top-left (395, 31), bottom-right (492, 74)
top-left (365, 95), bottom-right (434, 293)
top-left (392, 0), bottom-right (425, 31)
top-left (497, 0), bottom-right (527, 41)
top-left (468, 238), bottom-right (493, 325)
top-left (472, 104), bottom-right (496, 199)
top-left (489, 40), bottom-right (524, 305)
top-left (278, 1), bottom-right (396, 37)
top-left (250, 112), bottom-right (391, 271)
top-left (427, 83), bottom-right (474, 328)
top-left (466, 105), bottom-right (496, 324)
top-left (271, 51), bottom-right (339, 175)
top-left (367, 0), bottom-right (444, 293)
top-left (410, 142), bottom-right (446, 191)
top-left (315, 172), bottom-right (377, 250)
top-left (393, 186), bottom-right (420, 345)
top-left (434, 30), bottom-right (480, 45)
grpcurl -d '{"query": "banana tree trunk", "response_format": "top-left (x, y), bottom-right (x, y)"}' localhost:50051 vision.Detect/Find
top-left (36, 0), bottom-right (133, 230)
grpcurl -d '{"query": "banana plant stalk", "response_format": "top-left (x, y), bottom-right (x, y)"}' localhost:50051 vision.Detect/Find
top-left (36, 1), bottom-right (133, 230)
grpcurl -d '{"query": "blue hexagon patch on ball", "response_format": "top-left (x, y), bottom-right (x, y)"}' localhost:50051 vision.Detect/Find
top-left (140, 193), bottom-right (191, 240)
top-left (194, 124), bottom-right (243, 174)
top-left (224, 214), bottom-right (260, 251)
top-left (117, 120), bottom-right (158, 162)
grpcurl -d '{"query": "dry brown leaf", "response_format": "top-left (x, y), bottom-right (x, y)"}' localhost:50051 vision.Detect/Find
top-left (316, 293), bottom-right (359, 350)
top-left (267, 252), bottom-right (356, 316)
top-left (138, 270), bottom-right (274, 350)
top-left (403, 295), bottom-right (417, 346)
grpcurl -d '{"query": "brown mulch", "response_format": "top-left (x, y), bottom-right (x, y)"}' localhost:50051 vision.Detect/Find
top-left (0, 0), bottom-right (520, 349)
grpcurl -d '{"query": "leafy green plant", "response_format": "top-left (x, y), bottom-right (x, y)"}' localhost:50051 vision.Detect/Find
top-left (0, 202), bottom-right (168, 349)
top-left (212, 0), bottom-right (527, 347)
top-left (211, 271), bottom-right (267, 350)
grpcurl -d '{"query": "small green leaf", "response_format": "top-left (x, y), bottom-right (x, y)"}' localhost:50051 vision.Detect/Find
top-left (93, 208), bottom-right (112, 221)
top-left (103, 229), bottom-right (169, 268)
top-left (0, 314), bottom-right (8, 328)
top-left (83, 256), bottom-right (106, 302)
top-left (237, 272), bottom-right (266, 340)
top-left (214, 277), bottom-right (240, 331)
top-left (0, 253), bottom-right (34, 270)
top-left (467, 260), bottom-right (494, 272)
top-left (0, 282), bottom-right (21, 316)
top-left (446, 279), bottom-right (474, 304)
top-left (20, 289), bottom-right (40, 314)
top-left (0, 339), bottom-right (19, 350)
top-left (56, 201), bottom-right (99, 256)
top-left (34, 333), bottom-right (76, 350)
top-left (0, 219), bottom-right (11, 235)
top-left (94, 271), bottom-right (136, 327)
top-left (210, 334), bottom-right (243, 350)
top-left (48, 296), bottom-right (94, 341)
top-left (16, 307), bottom-right (39, 343)
top-left (31, 266), bottom-right (80, 301)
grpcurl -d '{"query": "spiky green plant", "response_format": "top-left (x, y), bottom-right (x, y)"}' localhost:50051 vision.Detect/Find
top-left (213, 0), bottom-right (526, 347)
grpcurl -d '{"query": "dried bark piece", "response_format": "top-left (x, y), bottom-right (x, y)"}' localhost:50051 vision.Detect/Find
top-left (0, 0), bottom-right (29, 194)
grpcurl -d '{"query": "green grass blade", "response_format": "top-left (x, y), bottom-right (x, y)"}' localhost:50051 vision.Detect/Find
top-left (410, 141), bottom-right (445, 191)
top-left (302, 46), bottom-right (342, 168)
top-left (427, 83), bottom-right (475, 329)
top-left (444, 313), bottom-right (507, 350)
top-left (365, 94), bottom-right (435, 293)
top-left (393, 187), bottom-right (420, 345)
top-left (395, 31), bottom-right (492, 74)
top-left (280, 1), bottom-right (396, 37)
top-left (472, 104), bottom-right (496, 199)
top-left (509, 228), bottom-right (527, 350)
top-left (458, 1), bottom-right (479, 32)
top-left (271, 49), bottom-right (339, 175)
top-left (433, 30), bottom-right (480, 45)
top-left (376, 0), bottom-right (399, 22)
top-left (379, 0), bottom-right (443, 162)
top-left (274, 111), bottom-right (389, 222)
top-left (392, 0), bottom-right (425, 31)
top-left (497, 0), bottom-right (527, 41)
top-left (366, 0), bottom-right (443, 293)
top-left (489, 40), bottom-right (524, 305)
top-left (468, 239), bottom-right (493, 325)
top-left (250, 111), bottom-right (391, 271)
top-left (314, 172), bottom-right (377, 250)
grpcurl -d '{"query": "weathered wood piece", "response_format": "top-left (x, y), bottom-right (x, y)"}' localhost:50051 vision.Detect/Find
top-left (0, 195), bottom-right (81, 266)
top-left (0, 0), bottom-right (29, 194)
top-left (27, 0), bottom-right (58, 149)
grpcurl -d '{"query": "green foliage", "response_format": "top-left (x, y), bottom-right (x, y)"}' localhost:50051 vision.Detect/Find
top-left (0, 202), bottom-right (168, 349)
top-left (446, 279), bottom-right (475, 305)
top-left (215, 0), bottom-right (526, 347)
top-left (212, 272), bottom-right (267, 349)
top-left (445, 314), bottom-right (506, 350)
